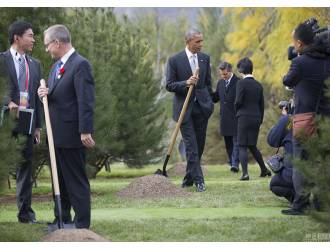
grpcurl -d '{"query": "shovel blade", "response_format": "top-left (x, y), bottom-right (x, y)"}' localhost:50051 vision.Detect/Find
top-left (47, 222), bottom-right (76, 233)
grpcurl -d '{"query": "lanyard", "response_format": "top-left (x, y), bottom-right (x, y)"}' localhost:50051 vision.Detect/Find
top-left (24, 57), bottom-right (29, 92)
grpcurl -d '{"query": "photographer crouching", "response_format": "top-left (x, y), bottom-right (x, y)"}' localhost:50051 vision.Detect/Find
top-left (282, 18), bottom-right (330, 215)
top-left (267, 100), bottom-right (295, 204)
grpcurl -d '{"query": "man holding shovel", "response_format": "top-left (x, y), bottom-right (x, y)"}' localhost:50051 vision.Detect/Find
top-left (38, 25), bottom-right (95, 228)
top-left (166, 29), bottom-right (214, 192)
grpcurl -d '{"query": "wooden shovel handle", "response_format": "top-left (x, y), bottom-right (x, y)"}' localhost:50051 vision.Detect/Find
top-left (40, 79), bottom-right (60, 196)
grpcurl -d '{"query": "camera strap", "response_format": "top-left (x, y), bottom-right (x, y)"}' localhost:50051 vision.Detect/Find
top-left (275, 147), bottom-right (280, 154)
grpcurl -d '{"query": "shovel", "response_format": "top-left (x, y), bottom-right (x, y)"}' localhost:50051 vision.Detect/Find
top-left (40, 79), bottom-right (75, 233)
top-left (155, 68), bottom-right (199, 177)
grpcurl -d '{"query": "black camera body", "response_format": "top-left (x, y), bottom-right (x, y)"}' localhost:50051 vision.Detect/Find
top-left (278, 100), bottom-right (293, 114)
top-left (288, 17), bottom-right (330, 60)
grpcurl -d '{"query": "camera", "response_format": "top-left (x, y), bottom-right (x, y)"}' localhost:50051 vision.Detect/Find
top-left (278, 100), bottom-right (293, 114)
top-left (288, 17), bottom-right (330, 60)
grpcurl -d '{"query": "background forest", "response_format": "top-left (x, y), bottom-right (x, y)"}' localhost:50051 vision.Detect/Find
top-left (0, 7), bottom-right (330, 169)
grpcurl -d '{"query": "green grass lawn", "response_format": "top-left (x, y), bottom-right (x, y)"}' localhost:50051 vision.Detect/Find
top-left (0, 163), bottom-right (328, 242)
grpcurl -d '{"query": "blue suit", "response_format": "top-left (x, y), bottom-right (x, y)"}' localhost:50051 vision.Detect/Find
top-left (47, 51), bottom-right (95, 228)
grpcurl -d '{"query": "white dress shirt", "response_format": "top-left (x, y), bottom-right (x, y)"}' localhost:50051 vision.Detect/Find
top-left (10, 47), bottom-right (28, 80)
top-left (243, 74), bottom-right (254, 79)
top-left (59, 47), bottom-right (75, 66)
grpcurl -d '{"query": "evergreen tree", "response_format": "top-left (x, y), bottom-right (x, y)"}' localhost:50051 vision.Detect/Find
top-left (0, 57), bottom-right (24, 193)
top-left (67, 8), bottom-right (166, 168)
top-left (293, 79), bottom-right (330, 228)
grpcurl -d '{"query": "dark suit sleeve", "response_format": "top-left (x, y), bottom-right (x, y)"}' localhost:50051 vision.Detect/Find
top-left (267, 115), bottom-right (289, 148)
top-left (165, 57), bottom-right (188, 95)
top-left (74, 60), bottom-right (95, 134)
top-left (283, 58), bottom-right (301, 88)
top-left (212, 81), bottom-right (220, 103)
top-left (260, 87), bottom-right (264, 123)
top-left (235, 80), bottom-right (244, 113)
top-left (35, 62), bottom-right (42, 129)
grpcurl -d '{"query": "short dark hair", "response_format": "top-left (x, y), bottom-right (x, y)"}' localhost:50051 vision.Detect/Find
top-left (293, 22), bottom-right (315, 45)
top-left (218, 61), bottom-right (232, 71)
top-left (8, 20), bottom-right (33, 45)
top-left (237, 57), bottom-right (253, 74)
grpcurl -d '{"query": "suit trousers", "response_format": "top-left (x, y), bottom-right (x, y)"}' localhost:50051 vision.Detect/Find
top-left (270, 173), bottom-right (295, 203)
top-left (292, 138), bottom-right (311, 210)
top-left (180, 101), bottom-right (208, 185)
top-left (16, 135), bottom-right (36, 221)
top-left (224, 135), bottom-right (239, 168)
top-left (53, 147), bottom-right (91, 228)
top-left (239, 145), bottom-right (267, 175)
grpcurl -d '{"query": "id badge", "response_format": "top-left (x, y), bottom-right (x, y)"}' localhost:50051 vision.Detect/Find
top-left (19, 91), bottom-right (29, 109)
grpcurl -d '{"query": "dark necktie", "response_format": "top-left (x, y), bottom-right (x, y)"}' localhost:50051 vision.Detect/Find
top-left (225, 79), bottom-right (230, 88)
top-left (18, 56), bottom-right (26, 92)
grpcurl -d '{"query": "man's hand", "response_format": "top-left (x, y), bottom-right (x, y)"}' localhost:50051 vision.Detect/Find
top-left (34, 128), bottom-right (41, 145)
top-left (37, 85), bottom-right (49, 99)
top-left (282, 107), bottom-right (288, 115)
top-left (8, 101), bottom-right (19, 118)
top-left (8, 101), bottom-right (18, 111)
top-left (81, 133), bottom-right (95, 148)
top-left (186, 75), bottom-right (199, 87)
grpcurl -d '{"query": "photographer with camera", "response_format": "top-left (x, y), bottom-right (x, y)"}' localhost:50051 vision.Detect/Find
top-left (282, 19), bottom-right (330, 215)
top-left (268, 101), bottom-right (295, 204)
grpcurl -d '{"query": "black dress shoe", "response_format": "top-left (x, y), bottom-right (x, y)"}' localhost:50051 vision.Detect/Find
top-left (18, 218), bottom-right (43, 224)
top-left (240, 174), bottom-right (249, 181)
top-left (260, 169), bottom-right (272, 177)
top-left (230, 166), bottom-right (239, 173)
top-left (195, 183), bottom-right (206, 192)
top-left (281, 208), bottom-right (305, 215)
top-left (181, 180), bottom-right (194, 188)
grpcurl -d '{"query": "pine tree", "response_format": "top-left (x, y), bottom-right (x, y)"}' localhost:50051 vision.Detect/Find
top-left (0, 57), bottom-right (24, 193)
top-left (67, 8), bottom-right (166, 168)
top-left (293, 79), bottom-right (330, 228)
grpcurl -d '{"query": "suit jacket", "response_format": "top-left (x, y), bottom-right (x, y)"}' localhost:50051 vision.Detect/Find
top-left (47, 51), bottom-right (95, 148)
top-left (0, 50), bottom-right (42, 130)
top-left (213, 74), bottom-right (239, 136)
top-left (283, 52), bottom-right (330, 115)
top-left (166, 50), bottom-right (214, 122)
top-left (235, 77), bottom-right (264, 123)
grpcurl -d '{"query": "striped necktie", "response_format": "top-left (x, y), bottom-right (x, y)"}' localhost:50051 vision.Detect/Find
top-left (18, 56), bottom-right (26, 91)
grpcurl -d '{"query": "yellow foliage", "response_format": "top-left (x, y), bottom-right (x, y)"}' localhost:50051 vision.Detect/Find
top-left (223, 7), bottom-right (329, 88)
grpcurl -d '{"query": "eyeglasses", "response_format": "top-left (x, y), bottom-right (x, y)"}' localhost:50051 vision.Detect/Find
top-left (44, 40), bottom-right (55, 49)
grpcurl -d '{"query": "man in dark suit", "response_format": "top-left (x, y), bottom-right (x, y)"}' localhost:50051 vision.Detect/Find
top-left (38, 25), bottom-right (95, 228)
top-left (0, 21), bottom-right (41, 224)
top-left (235, 57), bottom-right (271, 181)
top-left (282, 22), bottom-right (330, 215)
top-left (166, 28), bottom-right (214, 192)
top-left (213, 61), bottom-right (240, 172)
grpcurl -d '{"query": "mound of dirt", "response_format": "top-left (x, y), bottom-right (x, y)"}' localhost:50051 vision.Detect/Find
top-left (42, 229), bottom-right (108, 242)
top-left (117, 174), bottom-right (191, 199)
top-left (167, 162), bottom-right (207, 177)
